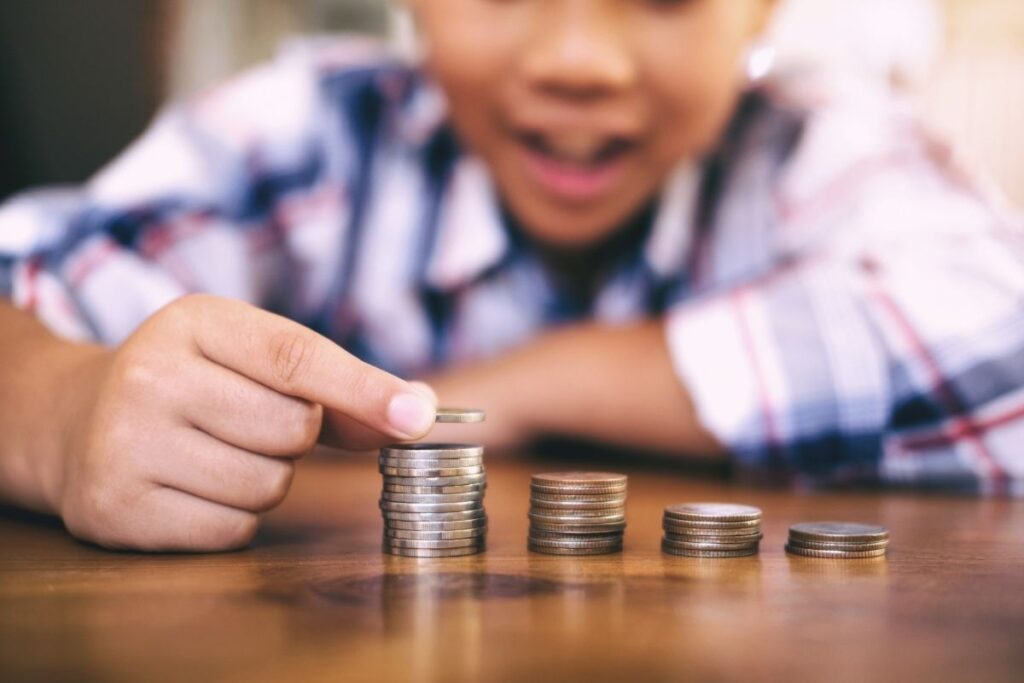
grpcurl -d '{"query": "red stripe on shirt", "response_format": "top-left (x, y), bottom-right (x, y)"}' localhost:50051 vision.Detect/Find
top-left (732, 288), bottom-right (785, 465)
top-left (861, 256), bottom-right (1008, 491)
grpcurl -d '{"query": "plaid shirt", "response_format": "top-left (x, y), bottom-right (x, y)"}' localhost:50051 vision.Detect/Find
top-left (2, 39), bottom-right (1023, 495)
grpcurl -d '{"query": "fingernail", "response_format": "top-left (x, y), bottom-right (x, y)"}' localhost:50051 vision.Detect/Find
top-left (387, 392), bottom-right (436, 438)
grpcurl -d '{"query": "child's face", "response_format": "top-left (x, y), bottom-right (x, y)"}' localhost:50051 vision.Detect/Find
top-left (413, 0), bottom-right (774, 247)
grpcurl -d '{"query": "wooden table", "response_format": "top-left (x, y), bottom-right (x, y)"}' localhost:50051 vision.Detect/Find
top-left (2, 451), bottom-right (1022, 683)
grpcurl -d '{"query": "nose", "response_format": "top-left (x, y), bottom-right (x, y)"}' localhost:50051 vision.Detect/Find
top-left (520, 0), bottom-right (637, 100)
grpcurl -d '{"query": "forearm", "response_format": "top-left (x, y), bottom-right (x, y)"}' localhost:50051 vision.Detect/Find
top-left (0, 301), bottom-right (107, 513)
top-left (428, 319), bottom-right (725, 457)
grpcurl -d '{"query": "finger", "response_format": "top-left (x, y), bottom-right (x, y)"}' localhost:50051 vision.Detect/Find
top-left (178, 358), bottom-right (322, 457)
top-left (321, 381), bottom-right (439, 450)
top-left (183, 296), bottom-right (435, 440)
top-left (150, 428), bottom-right (296, 513)
top-left (106, 487), bottom-right (259, 552)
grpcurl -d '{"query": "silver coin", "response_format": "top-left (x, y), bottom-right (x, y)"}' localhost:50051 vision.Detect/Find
top-left (379, 457), bottom-right (482, 469)
top-left (380, 499), bottom-right (482, 513)
top-left (530, 483), bottom-right (627, 496)
top-left (528, 511), bottom-right (626, 524)
top-left (380, 443), bottom-right (484, 459)
top-left (530, 491), bottom-right (628, 503)
top-left (664, 503), bottom-right (762, 523)
top-left (383, 537), bottom-right (484, 550)
top-left (528, 537), bottom-right (624, 550)
top-left (380, 491), bottom-right (484, 504)
top-left (529, 497), bottom-right (626, 511)
top-left (529, 521), bottom-right (627, 534)
top-left (383, 473), bottom-right (487, 487)
top-left (788, 522), bottom-right (889, 544)
top-left (663, 531), bottom-right (764, 545)
top-left (380, 465), bottom-right (485, 477)
top-left (661, 537), bottom-right (761, 552)
top-left (531, 472), bottom-right (628, 489)
top-left (661, 543), bottom-right (758, 558)
top-left (382, 509), bottom-right (487, 522)
top-left (785, 544), bottom-right (887, 559)
top-left (385, 517), bottom-right (487, 531)
top-left (528, 530), bottom-right (623, 544)
top-left (785, 538), bottom-right (889, 552)
top-left (661, 518), bottom-right (761, 531)
top-left (528, 542), bottom-right (622, 556)
top-left (384, 527), bottom-right (486, 541)
top-left (383, 482), bottom-right (486, 495)
top-left (383, 544), bottom-right (485, 558)
top-left (434, 408), bottom-right (486, 424)
top-left (662, 523), bottom-right (763, 538)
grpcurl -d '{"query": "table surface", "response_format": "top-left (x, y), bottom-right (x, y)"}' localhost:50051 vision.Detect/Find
top-left (1, 451), bottom-right (1022, 683)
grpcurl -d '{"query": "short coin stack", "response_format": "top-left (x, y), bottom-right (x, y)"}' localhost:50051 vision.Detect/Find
top-left (661, 503), bottom-right (763, 557)
top-left (379, 408), bottom-right (487, 558)
top-left (528, 472), bottom-right (627, 555)
top-left (785, 522), bottom-right (889, 559)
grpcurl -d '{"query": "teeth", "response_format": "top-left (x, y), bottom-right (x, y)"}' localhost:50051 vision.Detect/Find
top-left (541, 133), bottom-right (608, 164)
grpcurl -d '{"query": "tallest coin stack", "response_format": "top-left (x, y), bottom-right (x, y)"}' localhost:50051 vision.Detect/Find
top-left (379, 408), bottom-right (487, 558)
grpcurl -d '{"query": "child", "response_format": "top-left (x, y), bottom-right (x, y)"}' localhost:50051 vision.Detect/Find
top-left (0, 0), bottom-right (1021, 552)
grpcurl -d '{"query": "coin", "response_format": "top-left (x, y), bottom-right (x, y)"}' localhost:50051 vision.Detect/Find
top-left (384, 527), bottom-right (486, 541)
top-left (664, 503), bottom-right (762, 523)
top-left (379, 457), bottom-right (482, 469)
top-left (380, 465), bottom-right (485, 477)
top-left (661, 537), bottom-right (762, 552)
top-left (528, 530), bottom-right (623, 544)
top-left (531, 472), bottom-right (627, 489)
top-left (661, 543), bottom-right (759, 558)
top-left (380, 444), bottom-right (484, 459)
top-left (383, 544), bottom-right (485, 558)
top-left (528, 520), bottom-right (627, 534)
top-left (530, 483), bottom-right (627, 496)
top-left (384, 517), bottom-right (487, 531)
top-left (529, 497), bottom-right (626, 511)
top-left (383, 537), bottom-right (483, 549)
top-left (383, 509), bottom-right (487, 522)
top-left (528, 536), bottom-right (624, 549)
top-left (384, 473), bottom-right (487, 487)
top-left (528, 511), bottom-right (626, 525)
top-left (528, 542), bottom-right (622, 555)
top-left (434, 408), bottom-right (486, 424)
top-left (380, 491), bottom-right (484, 504)
top-left (532, 491), bottom-right (626, 501)
top-left (661, 524), bottom-right (763, 538)
top-left (382, 483), bottom-right (485, 493)
top-left (379, 499), bottom-right (482, 513)
top-left (786, 538), bottom-right (889, 552)
top-left (785, 544), bottom-right (887, 559)
top-left (788, 522), bottom-right (889, 544)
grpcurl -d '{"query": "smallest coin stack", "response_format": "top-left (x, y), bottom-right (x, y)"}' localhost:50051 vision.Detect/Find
top-left (661, 503), bottom-right (763, 557)
top-left (785, 522), bottom-right (889, 559)
top-left (528, 472), bottom-right (627, 555)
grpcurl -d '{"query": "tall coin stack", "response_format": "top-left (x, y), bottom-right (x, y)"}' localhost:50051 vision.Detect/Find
top-left (379, 408), bottom-right (487, 558)
top-left (661, 503), bottom-right (763, 557)
top-left (785, 522), bottom-right (889, 559)
top-left (528, 472), bottom-right (627, 555)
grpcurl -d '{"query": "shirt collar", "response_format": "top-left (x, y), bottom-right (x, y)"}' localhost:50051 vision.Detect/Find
top-left (643, 161), bottom-right (701, 279)
top-left (424, 156), bottom-right (511, 291)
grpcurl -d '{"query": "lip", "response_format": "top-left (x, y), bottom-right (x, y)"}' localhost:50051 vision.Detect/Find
top-left (514, 138), bottom-right (633, 205)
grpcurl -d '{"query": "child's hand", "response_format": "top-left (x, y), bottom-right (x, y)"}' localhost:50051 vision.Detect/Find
top-left (55, 294), bottom-right (436, 552)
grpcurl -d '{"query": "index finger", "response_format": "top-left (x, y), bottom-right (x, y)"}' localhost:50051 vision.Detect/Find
top-left (183, 295), bottom-right (436, 440)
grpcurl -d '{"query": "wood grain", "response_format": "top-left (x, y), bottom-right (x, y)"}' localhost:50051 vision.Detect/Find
top-left (1, 450), bottom-right (1022, 683)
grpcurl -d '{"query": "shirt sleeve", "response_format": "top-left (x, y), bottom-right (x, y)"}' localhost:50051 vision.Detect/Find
top-left (665, 189), bottom-right (1024, 495)
top-left (0, 46), bottom-right (351, 344)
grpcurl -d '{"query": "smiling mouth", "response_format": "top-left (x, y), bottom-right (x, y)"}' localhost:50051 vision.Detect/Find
top-left (514, 130), bottom-right (638, 202)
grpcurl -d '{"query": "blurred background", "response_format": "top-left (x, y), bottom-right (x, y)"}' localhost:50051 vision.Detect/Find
top-left (0, 0), bottom-right (1021, 208)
